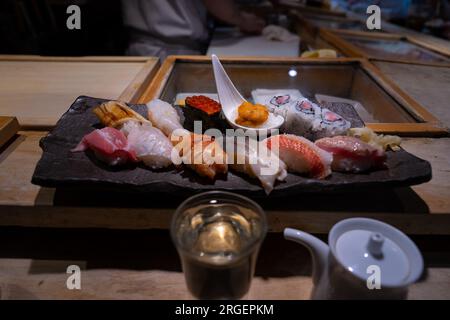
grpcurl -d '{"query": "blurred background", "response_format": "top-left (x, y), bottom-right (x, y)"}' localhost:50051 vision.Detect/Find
top-left (0, 0), bottom-right (449, 57)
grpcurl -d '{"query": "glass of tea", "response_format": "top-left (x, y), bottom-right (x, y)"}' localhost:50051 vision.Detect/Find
top-left (171, 191), bottom-right (267, 300)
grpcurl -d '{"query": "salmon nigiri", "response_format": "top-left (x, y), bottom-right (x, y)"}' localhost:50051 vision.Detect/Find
top-left (264, 134), bottom-right (332, 179)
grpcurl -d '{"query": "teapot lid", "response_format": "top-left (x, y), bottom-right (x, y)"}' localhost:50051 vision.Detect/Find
top-left (329, 218), bottom-right (423, 288)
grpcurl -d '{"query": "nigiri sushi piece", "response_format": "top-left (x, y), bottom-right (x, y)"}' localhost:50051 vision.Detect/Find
top-left (71, 127), bottom-right (138, 166)
top-left (264, 134), bottom-right (332, 179)
top-left (147, 99), bottom-right (183, 137)
top-left (172, 131), bottom-right (228, 180)
top-left (315, 136), bottom-right (386, 173)
top-left (184, 95), bottom-right (222, 131)
top-left (227, 138), bottom-right (287, 194)
top-left (121, 121), bottom-right (173, 169)
top-left (93, 101), bottom-right (150, 128)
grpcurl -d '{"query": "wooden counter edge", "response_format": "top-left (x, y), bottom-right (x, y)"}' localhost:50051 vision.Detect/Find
top-left (1, 205), bottom-right (450, 235)
top-left (0, 55), bottom-right (157, 63)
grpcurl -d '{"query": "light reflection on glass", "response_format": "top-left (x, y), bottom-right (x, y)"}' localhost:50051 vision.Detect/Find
top-left (288, 69), bottom-right (297, 77)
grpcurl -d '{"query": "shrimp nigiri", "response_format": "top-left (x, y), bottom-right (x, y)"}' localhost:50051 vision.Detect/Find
top-left (172, 131), bottom-right (228, 180)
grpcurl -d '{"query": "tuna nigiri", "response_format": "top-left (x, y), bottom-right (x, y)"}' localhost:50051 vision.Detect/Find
top-left (315, 136), bottom-right (386, 173)
top-left (264, 134), bottom-right (332, 179)
top-left (71, 127), bottom-right (138, 166)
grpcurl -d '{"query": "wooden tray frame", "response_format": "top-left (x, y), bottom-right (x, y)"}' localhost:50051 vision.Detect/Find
top-left (0, 116), bottom-right (20, 148)
top-left (278, 1), bottom-right (347, 17)
top-left (320, 29), bottom-right (450, 67)
top-left (293, 11), bottom-right (365, 37)
top-left (290, 12), bottom-right (345, 52)
top-left (134, 55), bottom-right (447, 136)
top-left (0, 55), bottom-right (160, 129)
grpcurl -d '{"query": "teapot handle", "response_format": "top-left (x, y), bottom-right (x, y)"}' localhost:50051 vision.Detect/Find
top-left (284, 228), bottom-right (329, 285)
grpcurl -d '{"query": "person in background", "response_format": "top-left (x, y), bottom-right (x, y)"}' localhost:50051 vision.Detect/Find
top-left (121, 0), bottom-right (266, 60)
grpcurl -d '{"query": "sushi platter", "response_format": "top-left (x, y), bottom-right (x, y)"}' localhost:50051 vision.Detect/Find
top-left (31, 56), bottom-right (433, 197)
top-left (1, 56), bottom-right (450, 234)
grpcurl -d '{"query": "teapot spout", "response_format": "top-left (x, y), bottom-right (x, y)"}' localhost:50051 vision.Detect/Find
top-left (284, 228), bottom-right (329, 285)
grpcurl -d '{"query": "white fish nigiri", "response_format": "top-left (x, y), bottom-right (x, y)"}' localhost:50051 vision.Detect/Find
top-left (228, 138), bottom-right (287, 194)
top-left (264, 134), bottom-right (332, 179)
top-left (121, 121), bottom-right (173, 169)
top-left (147, 99), bottom-right (183, 137)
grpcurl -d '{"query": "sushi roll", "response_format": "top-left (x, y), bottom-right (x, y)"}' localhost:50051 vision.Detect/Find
top-left (251, 89), bottom-right (304, 108)
top-left (270, 94), bottom-right (291, 108)
top-left (267, 97), bottom-right (351, 140)
top-left (315, 107), bottom-right (352, 139)
top-left (315, 136), bottom-right (386, 173)
top-left (264, 134), bottom-right (332, 179)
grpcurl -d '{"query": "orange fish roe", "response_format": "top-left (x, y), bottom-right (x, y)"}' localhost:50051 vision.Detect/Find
top-left (185, 96), bottom-right (222, 116)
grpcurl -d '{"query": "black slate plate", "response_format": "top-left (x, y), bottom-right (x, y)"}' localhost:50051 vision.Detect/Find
top-left (31, 96), bottom-right (432, 197)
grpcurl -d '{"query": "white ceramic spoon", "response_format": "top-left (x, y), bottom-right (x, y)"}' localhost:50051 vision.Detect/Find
top-left (211, 54), bottom-right (284, 134)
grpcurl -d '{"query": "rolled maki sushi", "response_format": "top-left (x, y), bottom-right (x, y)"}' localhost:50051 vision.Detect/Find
top-left (273, 97), bottom-right (351, 140)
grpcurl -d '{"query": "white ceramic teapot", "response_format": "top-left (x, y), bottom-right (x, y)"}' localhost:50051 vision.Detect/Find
top-left (284, 218), bottom-right (424, 299)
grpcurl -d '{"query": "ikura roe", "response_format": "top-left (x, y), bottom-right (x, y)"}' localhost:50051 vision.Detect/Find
top-left (185, 96), bottom-right (222, 116)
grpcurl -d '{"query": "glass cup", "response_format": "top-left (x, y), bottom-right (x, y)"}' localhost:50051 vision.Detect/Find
top-left (171, 191), bottom-right (267, 300)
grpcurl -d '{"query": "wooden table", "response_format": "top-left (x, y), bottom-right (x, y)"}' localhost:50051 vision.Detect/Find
top-left (1, 229), bottom-right (449, 300)
top-left (0, 55), bottom-right (159, 129)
